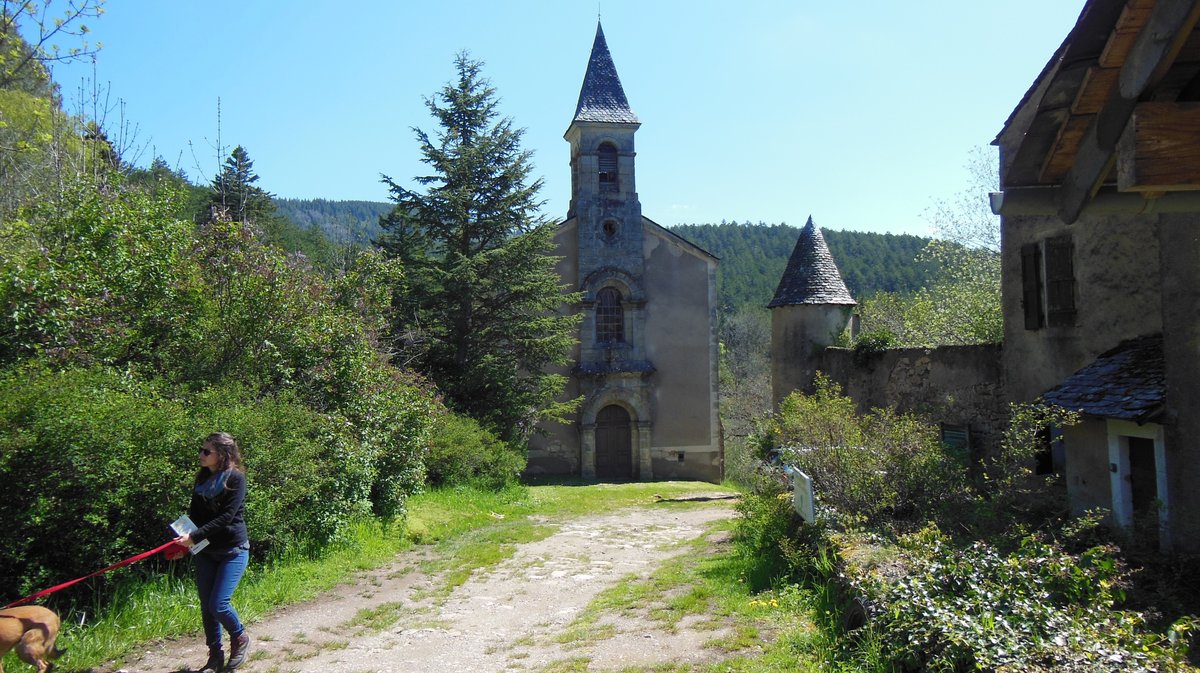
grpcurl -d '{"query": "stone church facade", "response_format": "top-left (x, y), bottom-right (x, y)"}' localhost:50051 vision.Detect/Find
top-left (526, 23), bottom-right (721, 482)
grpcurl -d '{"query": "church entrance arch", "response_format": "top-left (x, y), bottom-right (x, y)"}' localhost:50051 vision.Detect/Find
top-left (595, 405), bottom-right (633, 480)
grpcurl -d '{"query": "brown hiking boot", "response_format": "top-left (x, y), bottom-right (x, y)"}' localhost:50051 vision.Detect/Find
top-left (199, 648), bottom-right (224, 673)
top-left (226, 632), bottom-right (250, 670)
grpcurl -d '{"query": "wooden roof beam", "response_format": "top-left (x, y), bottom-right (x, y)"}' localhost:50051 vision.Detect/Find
top-left (1057, 0), bottom-right (1200, 224)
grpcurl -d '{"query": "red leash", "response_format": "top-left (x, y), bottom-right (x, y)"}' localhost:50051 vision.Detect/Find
top-left (3, 541), bottom-right (178, 608)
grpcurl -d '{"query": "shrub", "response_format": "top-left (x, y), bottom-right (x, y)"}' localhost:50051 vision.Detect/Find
top-left (762, 374), bottom-right (968, 528)
top-left (0, 364), bottom-right (192, 600)
top-left (0, 178), bottom-right (437, 526)
top-left (850, 328), bottom-right (896, 365)
top-left (732, 487), bottom-right (802, 591)
top-left (0, 363), bottom-right (402, 602)
top-left (349, 369), bottom-right (436, 518)
top-left (854, 527), bottom-right (1195, 672)
top-left (0, 180), bottom-right (201, 368)
top-left (424, 412), bottom-right (525, 490)
top-left (186, 383), bottom-right (377, 557)
top-left (740, 380), bottom-right (1193, 670)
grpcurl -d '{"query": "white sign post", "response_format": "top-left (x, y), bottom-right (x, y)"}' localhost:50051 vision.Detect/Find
top-left (790, 468), bottom-right (815, 524)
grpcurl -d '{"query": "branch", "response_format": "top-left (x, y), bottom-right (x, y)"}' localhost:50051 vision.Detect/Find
top-left (0, 0), bottom-right (104, 89)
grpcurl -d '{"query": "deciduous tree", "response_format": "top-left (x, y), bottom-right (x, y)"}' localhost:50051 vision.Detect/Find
top-left (0, 0), bottom-right (103, 94)
top-left (859, 147), bottom-right (1002, 346)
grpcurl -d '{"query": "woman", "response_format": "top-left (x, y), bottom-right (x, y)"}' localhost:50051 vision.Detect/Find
top-left (174, 432), bottom-right (251, 673)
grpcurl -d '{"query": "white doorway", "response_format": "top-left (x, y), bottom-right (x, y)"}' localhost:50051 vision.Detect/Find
top-left (1106, 419), bottom-right (1169, 550)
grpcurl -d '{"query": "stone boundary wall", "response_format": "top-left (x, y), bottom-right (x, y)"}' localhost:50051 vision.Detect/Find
top-left (818, 344), bottom-right (1006, 455)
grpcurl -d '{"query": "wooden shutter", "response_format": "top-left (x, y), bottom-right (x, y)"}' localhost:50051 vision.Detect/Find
top-left (598, 144), bottom-right (618, 191)
top-left (1044, 235), bottom-right (1076, 328)
top-left (1020, 243), bottom-right (1044, 329)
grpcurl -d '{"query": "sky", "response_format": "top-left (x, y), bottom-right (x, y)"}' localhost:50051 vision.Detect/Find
top-left (44, 1), bottom-right (1086, 238)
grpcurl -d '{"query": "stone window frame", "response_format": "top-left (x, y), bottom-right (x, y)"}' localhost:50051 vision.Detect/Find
top-left (581, 268), bottom-right (645, 351)
top-left (600, 218), bottom-right (620, 243)
top-left (595, 286), bottom-right (625, 344)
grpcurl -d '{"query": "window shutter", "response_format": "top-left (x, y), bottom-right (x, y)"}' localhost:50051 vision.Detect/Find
top-left (1044, 235), bottom-right (1076, 327)
top-left (1020, 243), bottom-right (1043, 329)
top-left (598, 144), bottom-right (618, 192)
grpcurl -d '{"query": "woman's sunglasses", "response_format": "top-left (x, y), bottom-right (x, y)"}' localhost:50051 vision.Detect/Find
top-left (199, 448), bottom-right (214, 457)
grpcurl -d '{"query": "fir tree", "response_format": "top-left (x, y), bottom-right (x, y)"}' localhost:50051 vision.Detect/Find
top-left (207, 145), bottom-right (274, 224)
top-left (378, 52), bottom-right (579, 443)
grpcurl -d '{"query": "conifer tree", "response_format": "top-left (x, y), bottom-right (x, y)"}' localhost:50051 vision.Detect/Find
top-left (207, 145), bottom-right (274, 224)
top-left (378, 52), bottom-right (579, 443)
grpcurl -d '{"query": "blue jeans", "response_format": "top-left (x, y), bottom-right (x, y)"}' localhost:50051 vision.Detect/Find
top-left (194, 546), bottom-right (248, 651)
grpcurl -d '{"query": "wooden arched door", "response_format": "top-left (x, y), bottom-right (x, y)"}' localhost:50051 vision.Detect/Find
top-left (595, 405), bottom-right (632, 480)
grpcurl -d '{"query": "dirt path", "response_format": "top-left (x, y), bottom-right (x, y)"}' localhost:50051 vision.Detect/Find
top-left (116, 494), bottom-right (740, 673)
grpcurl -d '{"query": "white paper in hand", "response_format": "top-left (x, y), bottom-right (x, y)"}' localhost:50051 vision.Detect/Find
top-left (170, 514), bottom-right (210, 554)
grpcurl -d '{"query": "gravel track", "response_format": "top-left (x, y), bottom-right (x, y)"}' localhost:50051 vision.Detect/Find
top-left (113, 494), bottom-right (740, 673)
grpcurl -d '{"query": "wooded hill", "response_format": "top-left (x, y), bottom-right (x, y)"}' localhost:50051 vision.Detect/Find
top-left (272, 200), bottom-right (938, 315)
top-left (274, 198), bottom-right (391, 245)
top-left (670, 222), bottom-right (936, 313)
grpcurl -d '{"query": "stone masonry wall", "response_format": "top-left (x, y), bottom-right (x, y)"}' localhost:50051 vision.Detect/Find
top-left (818, 344), bottom-right (1006, 456)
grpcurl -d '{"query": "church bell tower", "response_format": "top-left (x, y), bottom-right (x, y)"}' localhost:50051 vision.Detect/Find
top-left (565, 22), bottom-right (656, 480)
top-left (526, 21), bottom-right (721, 484)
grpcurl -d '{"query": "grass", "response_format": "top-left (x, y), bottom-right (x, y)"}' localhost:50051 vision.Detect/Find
top-left (537, 656), bottom-right (593, 672)
top-left (344, 601), bottom-right (405, 634)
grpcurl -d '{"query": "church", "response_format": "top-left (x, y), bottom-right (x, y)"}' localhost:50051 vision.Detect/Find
top-left (525, 23), bottom-right (722, 482)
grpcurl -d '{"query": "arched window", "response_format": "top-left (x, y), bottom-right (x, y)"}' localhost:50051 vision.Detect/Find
top-left (596, 287), bottom-right (624, 343)
top-left (598, 143), bottom-right (618, 192)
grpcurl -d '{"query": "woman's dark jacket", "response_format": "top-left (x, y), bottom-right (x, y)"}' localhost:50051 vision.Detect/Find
top-left (188, 469), bottom-right (248, 553)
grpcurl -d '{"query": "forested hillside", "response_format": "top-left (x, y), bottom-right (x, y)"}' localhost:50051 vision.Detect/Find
top-left (670, 221), bottom-right (935, 313)
top-left (274, 198), bottom-right (391, 245)
top-left (267, 209), bottom-right (940, 314)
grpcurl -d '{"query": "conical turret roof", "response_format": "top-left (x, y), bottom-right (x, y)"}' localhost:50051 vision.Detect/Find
top-left (768, 217), bottom-right (856, 307)
top-left (573, 22), bottom-right (638, 124)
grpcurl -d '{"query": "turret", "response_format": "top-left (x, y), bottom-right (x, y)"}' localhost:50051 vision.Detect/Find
top-left (768, 216), bottom-right (856, 406)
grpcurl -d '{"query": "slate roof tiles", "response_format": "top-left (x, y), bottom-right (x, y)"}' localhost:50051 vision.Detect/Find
top-left (1041, 334), bottom-right (1164, 422)
top-left (768, 216), bottom-right (856, 308)
top-left (573, 22), bottom-right (639, 125)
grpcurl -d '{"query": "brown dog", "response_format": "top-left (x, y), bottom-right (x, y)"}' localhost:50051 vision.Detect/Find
top-left (0, 606), bottom-right (63, 673)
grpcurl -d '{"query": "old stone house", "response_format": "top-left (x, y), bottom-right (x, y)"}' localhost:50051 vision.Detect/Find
top-left (771, 0), bottom-right (1200, 553)
top-left (525, 23), bottom-right (722, 482)
top-left (991, 0), bottom-right (1200, 552)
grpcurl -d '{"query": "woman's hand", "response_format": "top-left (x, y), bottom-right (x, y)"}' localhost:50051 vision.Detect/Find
top-left (174, 533), bottom-right (195, 548)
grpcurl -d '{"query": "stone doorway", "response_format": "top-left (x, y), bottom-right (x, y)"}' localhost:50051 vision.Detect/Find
top-left (595, 405), bottom-right (633, 480)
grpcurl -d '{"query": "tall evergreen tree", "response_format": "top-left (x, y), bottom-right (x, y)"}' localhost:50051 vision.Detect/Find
top-left (376, 51), bottom-right (578, 441)
top-left (377, 52), bottom-right (579, 443)
top-left (207, 145), bottom-right (274, 224)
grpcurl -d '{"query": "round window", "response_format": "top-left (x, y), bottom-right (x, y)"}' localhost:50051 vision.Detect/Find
top-left (602, 220), bottom-right (619, 241)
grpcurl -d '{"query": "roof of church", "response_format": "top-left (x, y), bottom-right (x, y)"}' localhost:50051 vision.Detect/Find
top-left (1041, 334), bottom-right (1164, 423)
top-left (573, 22), bottom-right (639, 125)
top-left (768, 217), bottom-right (856, 308)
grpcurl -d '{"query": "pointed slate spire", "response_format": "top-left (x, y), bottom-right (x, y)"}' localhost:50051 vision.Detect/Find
top-left (573, 22), bottom-right (639, 124)
top-left (768, 217), bottom-right (856, 308)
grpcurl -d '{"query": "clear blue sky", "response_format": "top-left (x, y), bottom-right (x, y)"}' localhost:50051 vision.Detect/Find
top-left (47, 1), bottom-right (1084, 237)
